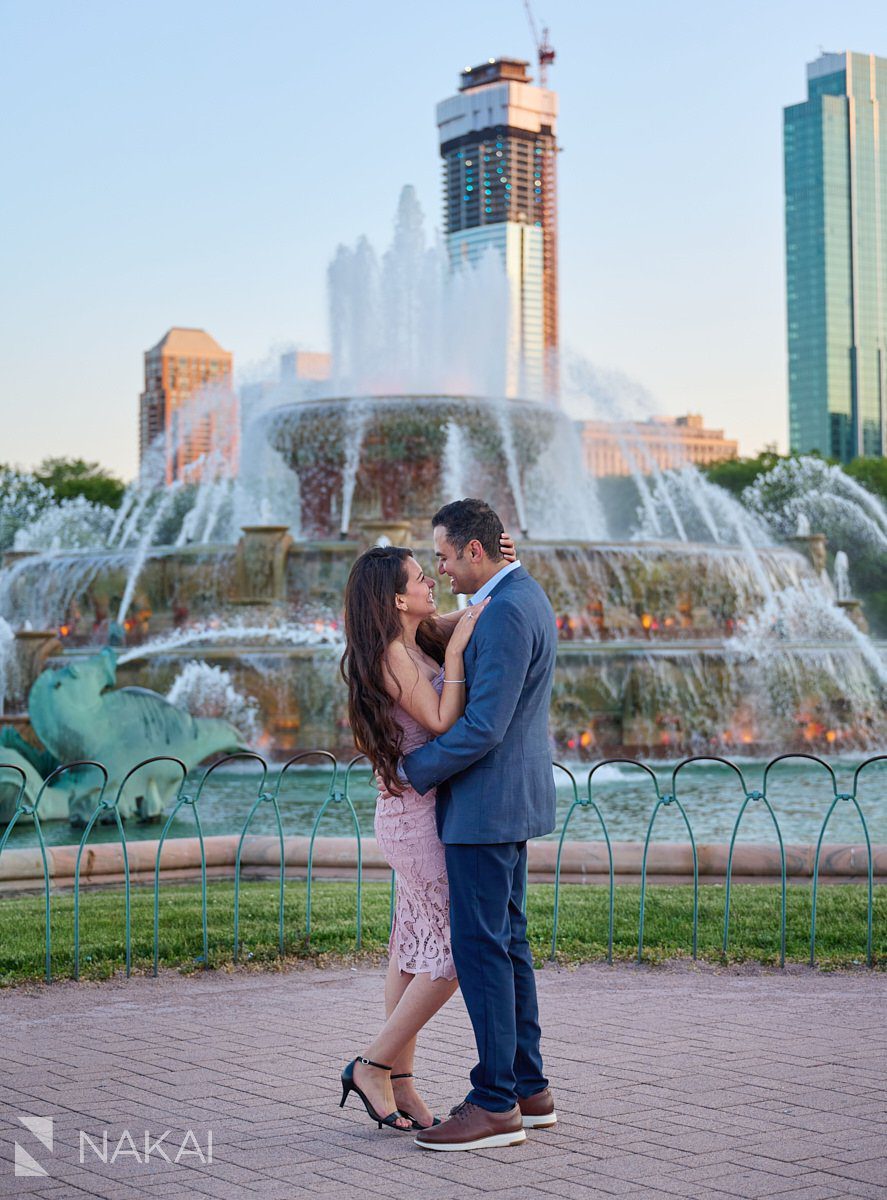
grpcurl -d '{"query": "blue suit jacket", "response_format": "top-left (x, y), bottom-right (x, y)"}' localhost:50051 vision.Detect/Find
top-left (403, 565), bottom-right (558, 844)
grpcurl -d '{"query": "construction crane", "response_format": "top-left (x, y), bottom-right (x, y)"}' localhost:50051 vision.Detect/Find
top-left (523, 0), bottom-right (555, 86)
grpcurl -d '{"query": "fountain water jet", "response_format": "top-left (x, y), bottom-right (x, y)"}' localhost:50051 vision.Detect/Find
top-left (117, 482), bottom-right (183, 625)
top-left (834, 551), bottom-right (851, 602)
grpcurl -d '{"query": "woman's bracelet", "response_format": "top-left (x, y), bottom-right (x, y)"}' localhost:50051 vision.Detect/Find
top-left (443, 677), bottom-right (466, 684)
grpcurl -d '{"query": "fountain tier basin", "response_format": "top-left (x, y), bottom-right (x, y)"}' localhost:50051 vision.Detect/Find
top-left (4, 532), bottom-right (885, 760)
top-left (264, 393), bottom-right (590, 539)
top-left (2, 537), bottom-right (817, 650)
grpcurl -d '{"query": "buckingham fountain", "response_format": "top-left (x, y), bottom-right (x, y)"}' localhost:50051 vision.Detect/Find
top-left (2, 187), bottom-right (887, 822)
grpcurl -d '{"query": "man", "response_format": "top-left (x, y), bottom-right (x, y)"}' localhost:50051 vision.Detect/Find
top-left (402, 498), bottom-right (558, 1151)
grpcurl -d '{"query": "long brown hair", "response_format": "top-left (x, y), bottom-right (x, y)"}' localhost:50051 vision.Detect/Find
top-left (340, 546), bottom-right (446, 794)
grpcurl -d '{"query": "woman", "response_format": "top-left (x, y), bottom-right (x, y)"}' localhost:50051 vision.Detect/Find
top-left (338, 536), bottom-right (514, 1132)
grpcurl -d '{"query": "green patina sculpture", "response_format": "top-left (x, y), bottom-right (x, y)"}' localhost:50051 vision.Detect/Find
top-left (0, 648), bottom-right (245, 825)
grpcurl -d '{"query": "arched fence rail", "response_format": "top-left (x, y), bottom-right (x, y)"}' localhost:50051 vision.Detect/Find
top-left (0, 751), bottom-right (884, 983)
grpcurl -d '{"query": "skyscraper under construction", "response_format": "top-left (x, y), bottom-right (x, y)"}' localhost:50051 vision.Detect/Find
top-left (437, 57), bottom-right (558, 401)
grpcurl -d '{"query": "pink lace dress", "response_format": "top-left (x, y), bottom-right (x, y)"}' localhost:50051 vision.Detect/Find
top-left (374, 667), bottom-right (456, 982)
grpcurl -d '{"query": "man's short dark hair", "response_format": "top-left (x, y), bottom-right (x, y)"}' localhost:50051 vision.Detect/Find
top-left (431, 498), bottom-right (504, 561)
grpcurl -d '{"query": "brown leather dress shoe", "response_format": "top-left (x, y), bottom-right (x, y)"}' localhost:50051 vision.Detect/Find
top-left (415, 1100), bottom-right (526, 1151)
top-left (518, 1087), bottom-right (557, 1129)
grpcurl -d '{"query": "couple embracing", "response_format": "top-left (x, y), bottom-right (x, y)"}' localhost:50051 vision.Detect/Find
top-left (339, 498), bottom-right (558, 1151)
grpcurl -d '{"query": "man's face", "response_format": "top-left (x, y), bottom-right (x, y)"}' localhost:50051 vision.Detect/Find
top-left (433, 525), bottom-right (477, 595)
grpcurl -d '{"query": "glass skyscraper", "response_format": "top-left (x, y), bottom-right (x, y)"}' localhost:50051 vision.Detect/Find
top-left (437, 58), bottom-right (558, 401)
top-left (784, 51), bottom-right (887, 461)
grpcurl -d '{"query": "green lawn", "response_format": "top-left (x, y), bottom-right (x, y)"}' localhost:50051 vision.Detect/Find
top-left (0, 880), bottom-right (883, 985)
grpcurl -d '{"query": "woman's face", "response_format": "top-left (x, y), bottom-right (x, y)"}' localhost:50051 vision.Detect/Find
top-left (396, 555), bottom-right (436, 617)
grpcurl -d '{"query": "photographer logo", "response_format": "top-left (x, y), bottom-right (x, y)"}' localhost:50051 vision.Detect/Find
top-left (14, 1115), bottom-right (53, 1177)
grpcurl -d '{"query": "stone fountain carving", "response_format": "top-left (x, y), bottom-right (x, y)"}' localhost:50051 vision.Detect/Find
top-left (233, 525), bottom-right (293, 604)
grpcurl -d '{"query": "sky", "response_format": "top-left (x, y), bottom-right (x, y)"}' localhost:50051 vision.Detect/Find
top-left (1, 0), bottom-right (884, 481)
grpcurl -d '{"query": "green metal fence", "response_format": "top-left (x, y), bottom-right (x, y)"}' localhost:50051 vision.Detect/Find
top-left (0, 751), bottom-right (883, 983)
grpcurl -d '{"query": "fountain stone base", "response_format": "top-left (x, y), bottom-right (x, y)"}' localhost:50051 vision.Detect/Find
top-left (233, 526), bottom-right (293, 605)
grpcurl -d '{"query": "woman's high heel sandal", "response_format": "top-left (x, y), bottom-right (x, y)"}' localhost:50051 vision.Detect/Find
top-left (391, 1071), bottom-right (441, 1130)
top-left (340, 1057), bottom-right (411, 1131)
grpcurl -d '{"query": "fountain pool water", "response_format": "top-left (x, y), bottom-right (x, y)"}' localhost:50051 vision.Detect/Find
top-left (2, 759), bottom-right (886, 850)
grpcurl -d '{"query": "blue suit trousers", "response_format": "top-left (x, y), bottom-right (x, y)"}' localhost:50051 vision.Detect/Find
top-left (444, 841), bottom-right (549, 1112)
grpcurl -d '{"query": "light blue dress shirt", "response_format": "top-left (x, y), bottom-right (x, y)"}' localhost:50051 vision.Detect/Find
top-left (468, 559), bottom-right (522, 605)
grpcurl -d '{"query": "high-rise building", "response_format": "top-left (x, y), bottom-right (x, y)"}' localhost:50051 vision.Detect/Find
top-left (139, 328), bottom-right (237, 483)
top-left (437, 57), bottom-right (558, 401)
top-left (784, 51), bottom-right (887, 461)
top-left (579, 414), bottom-right (738, 477)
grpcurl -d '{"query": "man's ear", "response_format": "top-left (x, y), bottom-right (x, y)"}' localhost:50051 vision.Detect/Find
top-left (467, 538), bottom-right (485, 562)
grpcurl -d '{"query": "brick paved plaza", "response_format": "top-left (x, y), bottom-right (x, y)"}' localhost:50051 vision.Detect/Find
top-left (0, 961), bottom-right (885, 1199)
